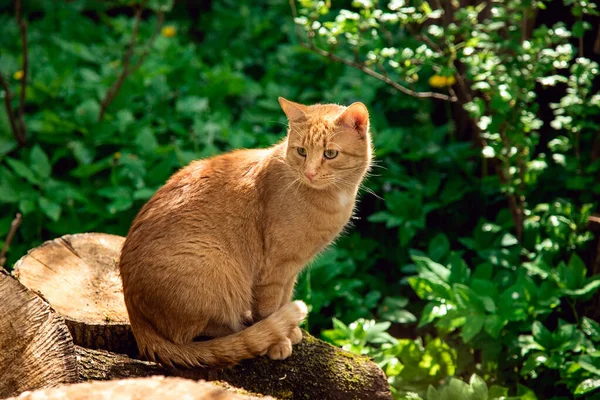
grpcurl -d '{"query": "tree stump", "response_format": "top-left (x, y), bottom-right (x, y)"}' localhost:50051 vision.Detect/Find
top-left (11, 233), bottom-right (393, 400)
top-left (12, 233), bottom-right (136, 356)
top-left (0, 269), bottom-right (78, 398)
top-left (5, 376), bottom-right (274, 400)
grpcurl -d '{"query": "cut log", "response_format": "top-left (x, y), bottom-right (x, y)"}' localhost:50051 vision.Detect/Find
top-left (75, 340), bottom-right (392, 400)
top-left (204, 334), bottom-right (392, 400)
top-left (75, 345), bottom-right (170, 382)
top-left (12, 233), bottom-right (136, 356)
top-left (5, 376), bottom-right (274, 400)
top-left (12, 233), bottom-right (393, 399)
top-left (0, 269), bottom-right (78, 398)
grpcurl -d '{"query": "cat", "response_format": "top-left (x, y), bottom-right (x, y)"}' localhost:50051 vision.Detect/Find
top-left (118, 97), bottom-right (373, 368)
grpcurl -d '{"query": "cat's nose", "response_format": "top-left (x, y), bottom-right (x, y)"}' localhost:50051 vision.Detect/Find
top-left (305, 171), bottom-right (317, 181)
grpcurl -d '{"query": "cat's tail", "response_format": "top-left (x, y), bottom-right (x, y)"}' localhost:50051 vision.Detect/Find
top-left (131, 300), bottom-right (308, 368)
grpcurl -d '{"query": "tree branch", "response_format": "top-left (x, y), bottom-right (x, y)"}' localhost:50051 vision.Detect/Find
top-left (300, 42), bottom-right (457, 102)
top-left (15, 0), bottom-right (28, 141)
top-left (98, 7), bottom-right (163, 122)
top-left (0, 213), bottom-right (22, 268)
top-left (0, 74), bottom-right (24, 146)
top-left (98, 6), bottom-right (143, 122)
top-left (288, 0), bottom-right (457, 102)
top-left (130, 12), bottom-right (164, 74)
top-left (0, 0), bottom-right (28, 146)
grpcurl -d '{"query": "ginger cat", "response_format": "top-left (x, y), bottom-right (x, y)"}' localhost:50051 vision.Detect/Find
top-left (119, 97), bottom-right (373, 368)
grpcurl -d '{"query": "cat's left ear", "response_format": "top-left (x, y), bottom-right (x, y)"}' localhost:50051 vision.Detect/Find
top-left (336, 102), bottom-right (369, 139)
top-left (279, 97), bottom-right (308, 122)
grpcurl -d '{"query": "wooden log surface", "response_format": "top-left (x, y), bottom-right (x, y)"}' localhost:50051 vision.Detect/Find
top-left (0, 269), bottom-right (78, 398)
top-left (11, 233), bottom-right (393, 399)
top-left (12, 233), bottom-right (136, 356)
top-left (5, 376), bottom-right (274, 400)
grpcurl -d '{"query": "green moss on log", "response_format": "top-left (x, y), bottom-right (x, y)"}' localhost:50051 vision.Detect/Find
top-left (203, 331), bottom-right (392, 400)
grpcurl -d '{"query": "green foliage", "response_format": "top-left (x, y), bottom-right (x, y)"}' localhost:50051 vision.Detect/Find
top-left (1, 1), bottom-right (599, 399)
top-left (295, 0), bottom-right (600, 398)
top-left (322, 317), bottom-right (458, 397)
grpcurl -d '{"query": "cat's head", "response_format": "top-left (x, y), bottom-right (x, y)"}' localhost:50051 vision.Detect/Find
top-left (279, 97), bottom-right (373, 190)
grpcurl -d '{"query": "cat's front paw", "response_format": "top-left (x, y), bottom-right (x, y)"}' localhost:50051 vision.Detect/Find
top-left (267, 338), bottom-right (293, 360)
top-left (289, 326), bottom-right (303, 345)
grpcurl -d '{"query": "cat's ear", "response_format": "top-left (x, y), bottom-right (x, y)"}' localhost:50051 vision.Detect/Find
top-left (336, 102), bottom-right (369, 139)
top-left (279, 97), bottom-right (308, 122)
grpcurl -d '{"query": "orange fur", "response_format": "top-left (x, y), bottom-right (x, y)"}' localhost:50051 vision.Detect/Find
top-left (119, 97), bottom-right (373, 368)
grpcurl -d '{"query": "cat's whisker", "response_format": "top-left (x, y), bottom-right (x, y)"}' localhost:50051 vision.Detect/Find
top-left (335, 177), bottom-right (383, 201)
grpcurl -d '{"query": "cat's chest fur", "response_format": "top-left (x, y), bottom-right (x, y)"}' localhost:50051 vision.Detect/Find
top-left (263, 186), bottom-right (356, 270)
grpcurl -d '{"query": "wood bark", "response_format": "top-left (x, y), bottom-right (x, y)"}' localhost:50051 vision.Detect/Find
top-left (4, 376), bottom-right (273, 400)
top-left (10, 233), bottom-right (393, 399)
top-left (0, 269), bottom-right (78, 398)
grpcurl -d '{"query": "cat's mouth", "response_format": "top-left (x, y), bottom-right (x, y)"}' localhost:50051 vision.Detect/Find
top-left (300, 175), bottom-right (331, 189)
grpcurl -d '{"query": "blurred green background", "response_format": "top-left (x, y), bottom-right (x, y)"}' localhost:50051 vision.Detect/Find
top-left (1, 0), bottom-right (600, 398)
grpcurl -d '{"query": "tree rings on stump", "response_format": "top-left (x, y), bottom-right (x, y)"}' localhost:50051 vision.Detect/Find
top-left (12, 233), bottom-right (137, 356)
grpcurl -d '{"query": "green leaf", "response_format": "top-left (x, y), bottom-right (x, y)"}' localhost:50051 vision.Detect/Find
top-left (575, 378), bottom-right (600, 395)
top-left (0, 136), bottom-right (17, 156)
top-left (453, 284), bottom-right (486, 313)
top-left (176, 96), bottom-right (209, 115)
top-left (469, 374), bottom-right (488, 400)
top-left (462, 315), bottom-right (485, 342)
top-left (378, 297), bottom-right (416, 324)
top-left (412, 255), bottom-right (451, 282)
top-left (448, 253), bottom-right (470, 284)
top-left (332, 318), bottom-right (349, 333)
top-left (472, 262), bottom-right (493, 281)
top-left (578, 357), bottom-right (600, 376)
top-left (30, 145), bottom-right (52, 179)
top-left (133, 188), bottom-right (157, 200)
top-left (489, 385), bottom-right (508, 398)
top-left (107, 197), bottom-right (134, 214)
top-left (484, 315), bottom-right (506, 339)
top-left (427, 385), bottom-right (441, 400)
top-left (532, 321), bottom-right (553, 349)
top-left (135, 126), bottom-right (159, 154)
top-left (447, 377), bottom-right (473, 399)
top-left (116, 110), bottom-right (135, 133)
top-left (6, 158), bottom-right (40, 185)
top-left (409, 276), bottom-right (452, 301)
top-left (500, 233), bottom-right (518, 247)
top-left (428, 233), bottom-right (450, 262)
top-left (38, 197), bottom-right (61, 221)
top-left (565, 277), bottom-right (600, 297)
top-left (18, 199), bottom-right (36, 215)
top-left (75, 99), bottom-right (100, 125)
top-left (568, 253), bottom-right (587, 288)
top-left (516, 384), bottom-right (538, 400)
top-left (582, 317), bottom-right (600, 339)
top-left (0, 176), bottom-right (19, 203)
top-left (418, 301), bottom-right (448, 327)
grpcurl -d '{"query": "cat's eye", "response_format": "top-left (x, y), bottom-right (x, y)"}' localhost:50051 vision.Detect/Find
top-left (323, 149), bottom-right (339, 159)
top-left (297, 147), bottom-right (307, 157)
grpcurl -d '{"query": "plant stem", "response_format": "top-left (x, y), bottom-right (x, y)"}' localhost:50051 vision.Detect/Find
top-left (0, 213), bottom-right (23, 268)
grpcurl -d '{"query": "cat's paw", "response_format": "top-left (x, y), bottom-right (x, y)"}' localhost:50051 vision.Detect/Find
top-left (267, 338), bottom-right (293, 360)
top-left (289, 326), bottom-right (303, 345)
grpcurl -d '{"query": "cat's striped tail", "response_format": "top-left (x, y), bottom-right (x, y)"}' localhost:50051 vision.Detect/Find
top-left (130, 301), bottom-right (308, 368)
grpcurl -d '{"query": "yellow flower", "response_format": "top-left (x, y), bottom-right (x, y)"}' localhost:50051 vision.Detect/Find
top-left (114, 152), bottom-right (121, 160)
top-left (428, 75), bottom-right (447, 88)
top-left (13, 70), bottom-right (24, 80)
top-left (428, 74), bottom-right (456, 88)
top-left (161, 26), bottom-right (176, 38)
